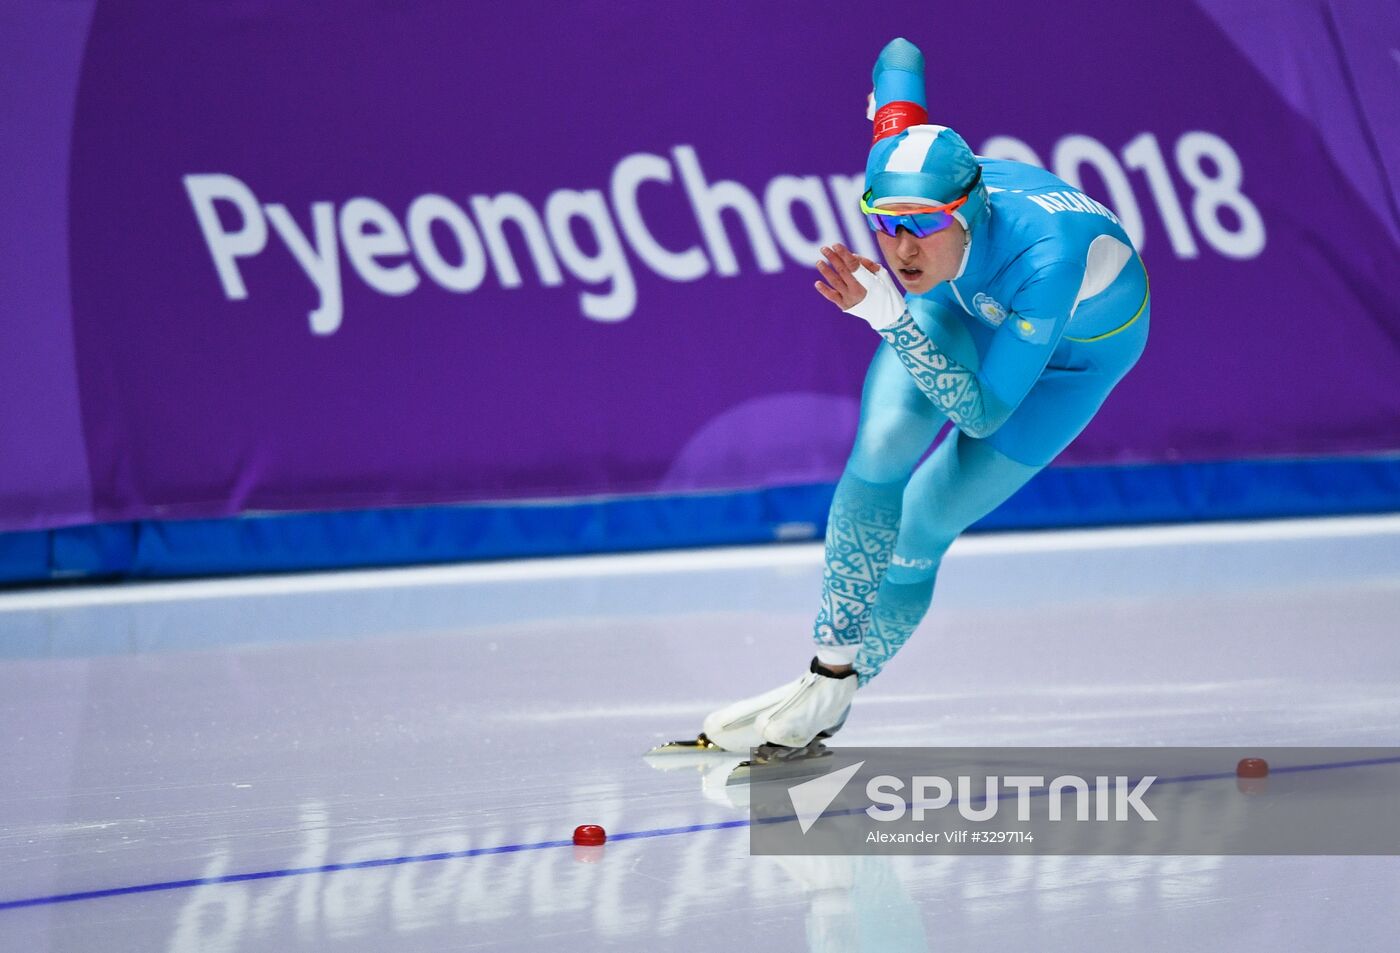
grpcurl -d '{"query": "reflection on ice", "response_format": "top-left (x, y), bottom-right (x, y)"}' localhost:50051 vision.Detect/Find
top-left (166, 792), bottom-right (1230, 953)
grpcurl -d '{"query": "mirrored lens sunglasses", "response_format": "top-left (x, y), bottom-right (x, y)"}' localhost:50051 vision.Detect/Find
top-left (860, 170), bottom-right (981, 238)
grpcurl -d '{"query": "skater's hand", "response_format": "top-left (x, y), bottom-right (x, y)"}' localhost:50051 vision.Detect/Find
top-left (814, 243), bottom-right (907, 331)
top-left (814, 244), bottom-right (881, 309)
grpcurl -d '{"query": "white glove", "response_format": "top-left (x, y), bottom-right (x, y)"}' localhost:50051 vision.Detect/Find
top-left (842, 264), bottom-right (908, 331)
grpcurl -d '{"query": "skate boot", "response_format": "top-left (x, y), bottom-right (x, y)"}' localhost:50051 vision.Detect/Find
top-left (726, 658), bottom-right (858, 784)
top-left (754, 658), bottom-right (858, 749)
top-left (649, 673), bottom-right (806, 754)
top-left (649, 658), bottom-right (856, 757)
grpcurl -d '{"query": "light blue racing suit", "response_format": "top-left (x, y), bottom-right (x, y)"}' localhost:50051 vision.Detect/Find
top-left (813, 158), bottom-right (1150, 683)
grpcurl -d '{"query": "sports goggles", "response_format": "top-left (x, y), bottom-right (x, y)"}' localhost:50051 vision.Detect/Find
top-left (861, 169), bottom-right (981, 238)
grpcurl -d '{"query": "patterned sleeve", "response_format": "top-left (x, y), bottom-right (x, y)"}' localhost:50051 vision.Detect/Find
top-left (878, 261), bottom-right (1079, 437)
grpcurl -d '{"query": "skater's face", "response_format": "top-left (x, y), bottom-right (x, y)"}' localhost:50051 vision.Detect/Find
top-left (874, 209), bottom-right (967, 294)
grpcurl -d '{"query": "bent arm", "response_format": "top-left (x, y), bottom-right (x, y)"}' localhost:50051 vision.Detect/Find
top-left (880, 262), bottom-right (1080, 437)
top-left (816, 244), bottom-right (1074, 438)
top-left (877, 312), bottom-right (1005, 437)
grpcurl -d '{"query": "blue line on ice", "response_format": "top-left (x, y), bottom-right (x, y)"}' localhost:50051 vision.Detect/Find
top-left (2, 755), bottom-right (1398, 913)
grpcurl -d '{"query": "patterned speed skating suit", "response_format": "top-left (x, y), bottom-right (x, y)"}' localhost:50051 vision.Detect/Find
top-left (814, 156), bottom-right (1150, 683)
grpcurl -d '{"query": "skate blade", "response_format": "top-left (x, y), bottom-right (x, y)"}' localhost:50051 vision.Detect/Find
top-left (645, 733), bottom-right (729, 757)
top-left (727, 741), bottom-right (833, 786)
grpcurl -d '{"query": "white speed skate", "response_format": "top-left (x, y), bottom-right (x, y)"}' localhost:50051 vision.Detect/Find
top-left (649, 658), bottom-right (858, 765)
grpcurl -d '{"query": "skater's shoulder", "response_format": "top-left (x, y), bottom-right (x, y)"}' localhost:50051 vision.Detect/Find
top-left (976, 156), bottom-right (1065, 193)
top-left (981, 159), bottom-right (1129, 238)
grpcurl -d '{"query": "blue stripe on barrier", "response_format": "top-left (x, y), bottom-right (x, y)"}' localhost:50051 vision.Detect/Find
top-left (1, 455), bottom-right (1397, 585)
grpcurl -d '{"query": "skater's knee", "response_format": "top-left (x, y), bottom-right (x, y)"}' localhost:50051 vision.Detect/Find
top-left (847, 412), bottom-right (929, 483)
top-left (885, 508), bottom-right (962, 582)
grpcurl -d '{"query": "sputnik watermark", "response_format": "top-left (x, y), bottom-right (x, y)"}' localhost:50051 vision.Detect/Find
top-left (786, 766), bottom-right (1155, 835)
top-left (865, 774), bottom-right (1158, 822)
top-left (749, 747), bottom-right (1400, 855)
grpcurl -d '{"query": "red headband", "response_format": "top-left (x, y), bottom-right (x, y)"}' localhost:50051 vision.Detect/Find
top-left (872, 100), bottom-right (929, 143)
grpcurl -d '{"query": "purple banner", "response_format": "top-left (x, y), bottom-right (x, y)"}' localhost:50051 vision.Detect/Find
top-left (2, 0), bottom-right (1398, 533)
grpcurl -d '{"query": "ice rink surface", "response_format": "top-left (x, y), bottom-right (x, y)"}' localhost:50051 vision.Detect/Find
top-left (2, 514), bottom-right (1400, 952)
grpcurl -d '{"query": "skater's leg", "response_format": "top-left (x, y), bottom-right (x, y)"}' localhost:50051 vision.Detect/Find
top-left (813, 342), bottom-right (944, 664)
top-left (670, 345), bottom-right (938, 754)
top-left (855, 431), bottom-right (1042, 683)
top-left (853, 314), bottom-right (1151, 684)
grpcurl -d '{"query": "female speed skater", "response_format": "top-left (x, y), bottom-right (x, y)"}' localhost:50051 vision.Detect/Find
top-left (657, 37), bottom-right (1149, 763)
